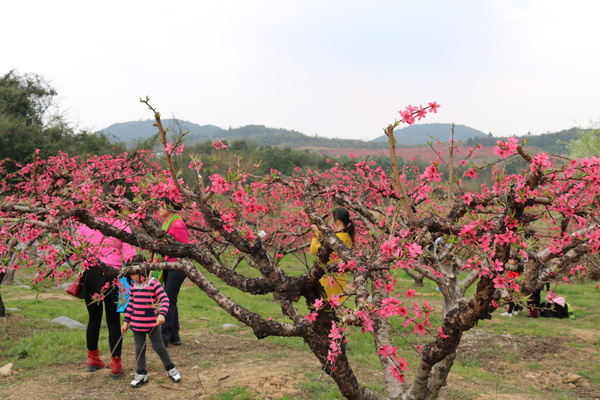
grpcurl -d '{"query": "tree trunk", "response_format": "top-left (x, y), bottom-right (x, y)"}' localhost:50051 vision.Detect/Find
top-left (438, 279), bottom-right (462, 320)
top-left (2, 267), bottom-right (14, 285)
top-left (302, 315), bottom-right (385, 400)
top-left (372, 271), bottom-right (405, 399)
top-left (424, 352), bottom-right (456, 400)
top-left (405, 269), bottom-right (425, 287)
top-left (406, 277), bottom-right (497, 400)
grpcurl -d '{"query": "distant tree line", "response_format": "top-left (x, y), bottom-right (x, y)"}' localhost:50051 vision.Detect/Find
top-left (180, 138), bottom-right (438, 185)
top-left (214, 125), bottom-right (390, 150)
top-left (464, 128), bottom-right (578, 155)
top-left (0, 71), bottom-right (124, 176)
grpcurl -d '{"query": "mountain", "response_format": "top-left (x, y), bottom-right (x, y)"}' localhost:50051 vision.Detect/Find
top-left (100, 121), bottom-right (388, 150)
top-left (206, 125), bottom-right (388, 150)
top-left (101, 119), bottom-right (224, 143)
top-left (372, 123), bottom-right (487, 145)
top-left (100, 119), bottom-right (577, 156)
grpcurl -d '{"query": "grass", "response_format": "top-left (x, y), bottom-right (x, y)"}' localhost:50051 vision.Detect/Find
top-left (1, 260), bottom-right (600, 399)
top-left (209, 387), bottom-right (257, 400)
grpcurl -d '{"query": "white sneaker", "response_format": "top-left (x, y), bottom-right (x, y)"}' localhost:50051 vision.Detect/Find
top-left (513, 311), bottom-right (520, 316)
top-left (167, 367), bottom-right (181, 382)
top-left (500, 312), bottom-right (512, 317)
top-left (130, 373), bottom-right (148, 388)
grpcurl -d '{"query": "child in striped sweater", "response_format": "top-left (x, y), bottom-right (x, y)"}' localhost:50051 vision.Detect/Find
top-left (121, 273), bottom-right (182, 387)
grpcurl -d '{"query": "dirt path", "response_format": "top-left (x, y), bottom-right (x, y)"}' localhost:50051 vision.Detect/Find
top-left (0, 331), bottom-right (321, 400)
top-left (2, 313), bottom-right (600, 399)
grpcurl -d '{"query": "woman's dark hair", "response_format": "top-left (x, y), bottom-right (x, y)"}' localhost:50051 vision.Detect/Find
top-left (332, 207), bottom-right (355, 242)
top-left (103, 182), bottom-right (134, 201)
top-left (159, 196), bottom-right (182, 212)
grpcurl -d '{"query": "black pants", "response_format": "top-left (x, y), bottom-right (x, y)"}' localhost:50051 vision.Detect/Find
top-left (133, 327), bottom-right (174, 374)
top-left (161, 270), bottom-right (187, 344)
top-left (82, 267), bottom-right (122, 357)
top-left (508, 302), bottom-right (523, 313)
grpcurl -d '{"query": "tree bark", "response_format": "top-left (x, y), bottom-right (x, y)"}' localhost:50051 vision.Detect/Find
top-left (424, 352), bottom-right (456, 400)
top-left (372, 271), bottom-right (405, 399)
top-left (406, 277), bottom-right (497, 400)
top-left (404, 268), bottom-right (424, 287)
top-left (2, 267), bottom-right (14, 285)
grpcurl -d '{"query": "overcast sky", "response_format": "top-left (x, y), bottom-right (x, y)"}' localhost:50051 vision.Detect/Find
top-left (3, 0), bottom-right (599, 141)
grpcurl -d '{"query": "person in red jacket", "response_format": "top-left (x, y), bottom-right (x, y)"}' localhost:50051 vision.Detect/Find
top-left (121, 272), bottom-right (181, 387)
top-left (156, 197), bottom-right (190, 347)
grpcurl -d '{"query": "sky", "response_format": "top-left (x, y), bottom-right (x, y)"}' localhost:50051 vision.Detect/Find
top-left (3, 0), bottom-right (599, 141)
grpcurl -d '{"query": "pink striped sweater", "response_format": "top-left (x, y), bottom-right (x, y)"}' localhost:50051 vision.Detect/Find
top-left (123, 277), bottom-right (170, 333)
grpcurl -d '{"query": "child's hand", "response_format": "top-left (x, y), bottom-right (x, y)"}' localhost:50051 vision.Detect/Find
top-left (121, 322), bottom-right (129, 335)
top-left (310, 224), bottom-right (321, 236)
top-left (156, 314), bottom-right (165, 326)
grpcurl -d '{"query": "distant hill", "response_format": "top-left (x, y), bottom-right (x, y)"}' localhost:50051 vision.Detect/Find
top-left (372, 123), bottom-right (487, 145)
top-left (101, 119), bottom-right (224, 143)
top-left (100, 119), bottom-right (578, 157)
top-left (209, 125), bottom-right (388, 150)
top-left (100, 121), bottom-right (388, 150)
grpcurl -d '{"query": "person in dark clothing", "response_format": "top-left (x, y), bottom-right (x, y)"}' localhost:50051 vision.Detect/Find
top-left (156, 197), bottom-right (190, 347)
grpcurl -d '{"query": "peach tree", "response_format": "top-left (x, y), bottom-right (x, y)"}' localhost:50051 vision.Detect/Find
top-left (1, 99), bottom-right (599, 400)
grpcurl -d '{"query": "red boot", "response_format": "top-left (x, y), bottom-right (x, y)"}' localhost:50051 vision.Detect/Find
top-left (527, 307), bottom-right (539, 318)
top-left (111, 356), bottom-right (124, 379)
top-left (86, 350), bottom-right (107, 372)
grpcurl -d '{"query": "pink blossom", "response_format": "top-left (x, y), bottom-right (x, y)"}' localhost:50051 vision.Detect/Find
top-left (314, 298), bottom-right (324, 311)
top-left (493, 275), bottom-right (506, 289)
top-left (463, 192), bottom-right (473, 204)
top-left (530, 152), bottom-right (552, 172)
top-left (329, 294), bottom-right (341, 308)
top-left (397, 357), bottom-right (408, 371)
top-left (494, 136), bottom-right (519, 159)
top-left (387, 366), bottom-right (405, 383)
top-left (407, 243), bottom-right (423, 258)
top-left (414, 322), bottom-right (426, 336)
top-left (420, 163), bottom-right (441, 182)
top-left (465, 167), bottom-right (478, 178)
top-left (399, 107), bottom-right (417, 125)
top-left (328, 322), bottom-right (342, 340)
top-left (492, 259), bottom-right (504, 272)
top-left (377, 345), bottom-right (398, 360)
top-left (164, 142), bottom-right (173, 155)
top-left (428, 101), bottom-right (440, 113)
top-left (327, 349), bottom-right (337, 364)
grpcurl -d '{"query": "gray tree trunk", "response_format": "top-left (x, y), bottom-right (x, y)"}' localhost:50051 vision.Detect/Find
top-left (1, 267), bottom-right (14, 285)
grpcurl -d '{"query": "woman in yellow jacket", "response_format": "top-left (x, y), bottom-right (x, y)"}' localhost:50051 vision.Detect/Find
top-left (310, 207), bottom-right (355, 302)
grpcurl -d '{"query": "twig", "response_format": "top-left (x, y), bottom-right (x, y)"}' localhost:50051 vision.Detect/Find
top-left (195, 369), bottom-right (207, 393)
top-left (543, 361), bottom-right (562, 378)
top-left (384, 123), bottom-right (417, 223)
top-left (158, 383), bottom-right (186, 391)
